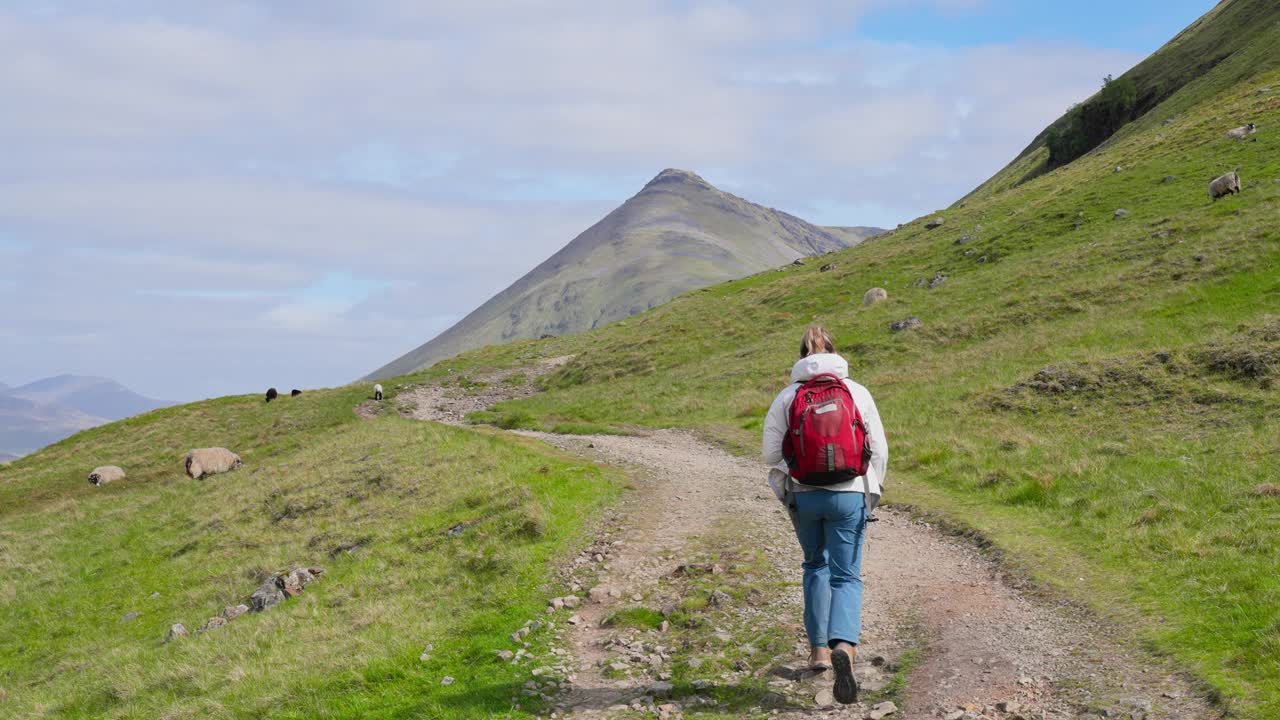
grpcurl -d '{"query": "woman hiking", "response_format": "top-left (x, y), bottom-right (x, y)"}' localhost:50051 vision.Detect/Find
top-left (762, 326), bottom-right (888, 705)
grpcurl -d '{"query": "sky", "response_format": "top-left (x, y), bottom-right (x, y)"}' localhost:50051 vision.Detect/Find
top-left (0, 0), bottom-right (1215, 401)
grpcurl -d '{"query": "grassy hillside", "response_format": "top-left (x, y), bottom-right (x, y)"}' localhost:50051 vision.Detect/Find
top-left (395, 53), bottom-right (1280, 717)
top-left (368, 169), bottom-right (879, 380)
top-left (0, 386), bottom-right (618, 718)
top-left (967, 0), bottom-right (1280, 199)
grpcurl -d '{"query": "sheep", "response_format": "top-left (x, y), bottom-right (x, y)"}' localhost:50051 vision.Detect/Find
top-left (290, 389), bottom-right (302, 397)
top-left (265, 387), bottom-right (278, 402)
top-left (1226, 123), bottom-right (1257, 141)
top-left (88, 465), bottom-right (125, 486)
top-left (862, 288), bottom-right (888, 307)
top-left (1208, 171), bottom-right (1242, 201)
top-left (373, 383), bottom-right (384, 401)
top-left (185, 447), bottom-right (243, 480)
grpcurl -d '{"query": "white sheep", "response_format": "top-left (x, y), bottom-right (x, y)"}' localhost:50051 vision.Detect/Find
top-left (374, 383), bottom-right (384, 401)
top-left (863, 288), bottom-right (888, 307)
top-left (1226, 123), bottom-right (1257, 141)
top-left (88, 466), bottom-right (126, 486)
top-left (185, 447), bottom-right (243, 479)
top-left (1208, 171), bottom-right (1242, 201)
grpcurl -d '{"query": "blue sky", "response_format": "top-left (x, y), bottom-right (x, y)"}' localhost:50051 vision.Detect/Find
top-left (0, 1), bottom-right (1216, 400)
top-left (856, 1), bottom-right (1210, 51)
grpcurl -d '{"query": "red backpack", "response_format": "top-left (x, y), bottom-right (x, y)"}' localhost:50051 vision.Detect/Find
top-left (782, 373), bottom-right (870, 486)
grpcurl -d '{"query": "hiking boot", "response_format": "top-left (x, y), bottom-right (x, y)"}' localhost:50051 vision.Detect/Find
top-left (808, 646), bottom-right (832, 671)
top-left (831, 643), bottom-right (858, 704)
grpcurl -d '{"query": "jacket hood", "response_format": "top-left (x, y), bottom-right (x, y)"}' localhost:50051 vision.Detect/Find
top-left (790, 353), bottom-right (849, 383)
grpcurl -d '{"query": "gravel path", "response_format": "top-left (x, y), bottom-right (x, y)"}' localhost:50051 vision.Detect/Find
top-left (398, 377), bottom-right (1215, 720)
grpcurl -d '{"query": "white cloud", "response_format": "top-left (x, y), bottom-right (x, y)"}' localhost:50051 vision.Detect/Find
top-left (0, 1), bottom-right (1144, 399)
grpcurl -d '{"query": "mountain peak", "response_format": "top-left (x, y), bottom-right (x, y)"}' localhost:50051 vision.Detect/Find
top-left (367, 168), bottom-right (882, 379)
top-left (642, 168), bottom-right (712, 191)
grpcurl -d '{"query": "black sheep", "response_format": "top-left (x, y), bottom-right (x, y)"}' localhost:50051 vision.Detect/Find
top-left (290, 389), bottom-right (302, 397)
top-left (265, 387), bottom-right (278, 402)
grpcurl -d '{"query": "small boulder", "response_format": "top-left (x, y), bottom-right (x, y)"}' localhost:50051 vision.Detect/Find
top-left (792, 258), bottom-right (805, 266)
top-left (820, 263), bottom-right (836, 273)
top-left (250, 582), bottom-right (285, 612)
top-left (869, 701), bottom-right (898, 719)
top-left (1162, 175), bottom-right (1177, 184)
top-left (1114, 209), bottom-right (1131, 220)
top-left (929, 273), bottom-right (948, 289)
top-left (925, 216), bottom-right (945, 230)
top-left (890, 317), bottom-right (923, 333)
top-left (223, 604), bottom-right (250, 621)
top-left (165, 623), bottom-right (188, 643)
top-left (815, 688), bottom-right (835, 708)
top-left (200, 616), bottom-right (228, 632)
top-left (863, 287), bottom-right (888, 306)
top-left (648, 680), bottom-right (675, 698)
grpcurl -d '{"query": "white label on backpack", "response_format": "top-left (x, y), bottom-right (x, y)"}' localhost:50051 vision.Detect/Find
top-left (814, 402), bottom-right (839, 415)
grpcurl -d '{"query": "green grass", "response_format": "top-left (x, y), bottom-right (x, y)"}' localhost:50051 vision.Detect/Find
top-left (389, 60), bottom-right (1280, 717)
top-left (603, 607), bottom-right (666, 631)
top-left (0, 386), bottom-right (620, 718)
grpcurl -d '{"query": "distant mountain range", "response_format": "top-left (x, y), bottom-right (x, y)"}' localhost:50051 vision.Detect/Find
top-left (0, 375), bottom-right (173, 457)
top-left (369, 169), bottom-right (882, 378)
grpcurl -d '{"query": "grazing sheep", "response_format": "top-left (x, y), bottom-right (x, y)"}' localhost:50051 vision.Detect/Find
top-left (1208, 171), bottom-right (1242, 201)
top-left (373, 383), bottom-right (384, 401)
top-left (265, 387), bottom-right (278, 403)
top-left (290, 389), bottom-right (302, 397)
top-left (185, 447), bottom-right (242, 480)
top-left (863, 288), bottom-right (888, 307)
top-left (88, 465), bottom-right (125, 486)
top-left (1226, 123), bottom-right (1257, 141)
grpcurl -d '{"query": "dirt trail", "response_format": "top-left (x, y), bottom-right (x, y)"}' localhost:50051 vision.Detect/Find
top-left (398, 375), bottom-right (1213, 720)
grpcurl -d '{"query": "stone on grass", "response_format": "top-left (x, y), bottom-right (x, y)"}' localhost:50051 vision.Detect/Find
top-left (441, 676), bottom-right (455, 686)
top-left (165, 623), bottom-right (188, 643)
top-left (925, 216), bottom-right (946, 229)
top-left (863, 288), bottom-right (888, 307)
top-left (223, 604), bottom-right (250, 621)
top-left (496, 650), bottom-right (515, 662)
top-left (200, 616), bottom-right (228, 632)
top-left (890, 317), bottom-right (923, 333)
top-left (250, 582), bottom-right (285, 612)
top-left (1114, 208), bottom-right (1131, 220)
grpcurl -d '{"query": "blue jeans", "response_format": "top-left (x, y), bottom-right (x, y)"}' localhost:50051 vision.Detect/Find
top-left (787, 490), bottom-right (868, 648)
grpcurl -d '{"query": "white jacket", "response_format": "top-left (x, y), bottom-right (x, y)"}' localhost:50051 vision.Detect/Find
top-left (762, 353), bottom-right (889, 509)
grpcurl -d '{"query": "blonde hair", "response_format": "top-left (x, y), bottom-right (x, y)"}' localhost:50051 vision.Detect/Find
top-left (799, 325), bottom-right (835, 358)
